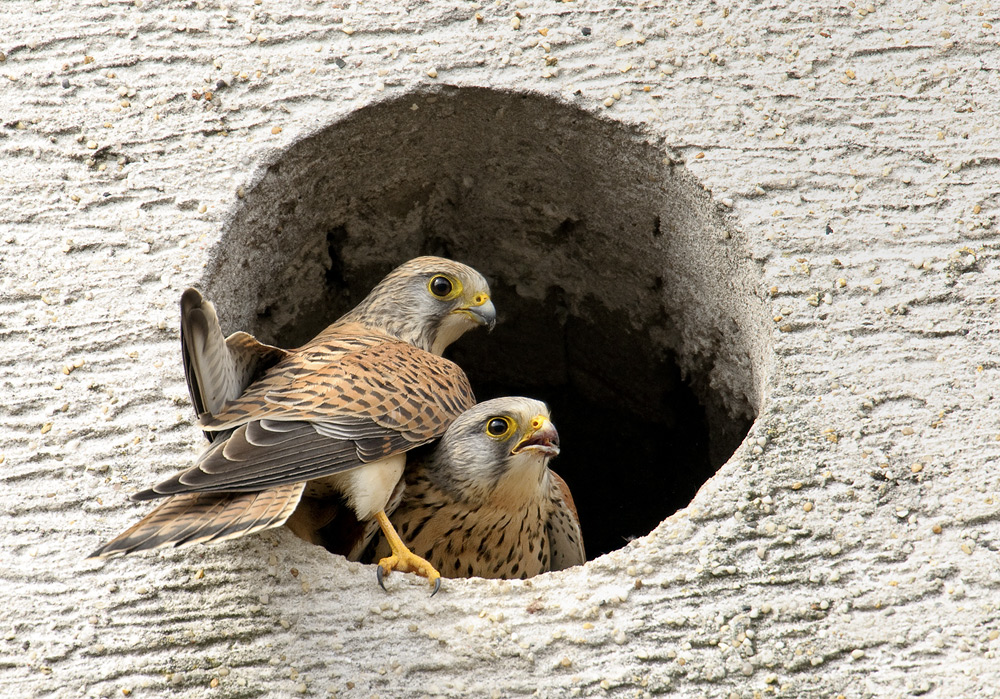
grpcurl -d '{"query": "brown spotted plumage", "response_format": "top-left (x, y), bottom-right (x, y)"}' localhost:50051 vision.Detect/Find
top-left (369, 397), bottom-right (585, 580)
top-left (91, 257), bottom-right (496, 591)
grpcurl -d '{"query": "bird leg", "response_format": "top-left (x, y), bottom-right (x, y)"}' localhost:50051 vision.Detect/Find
top-left (374, 510), bottom-right (441, 595)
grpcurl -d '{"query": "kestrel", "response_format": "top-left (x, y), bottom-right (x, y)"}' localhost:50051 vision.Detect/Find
top-left (370, 397), bottom-right (585, 580)
top-left (91, 257), bottom-right (496, 592)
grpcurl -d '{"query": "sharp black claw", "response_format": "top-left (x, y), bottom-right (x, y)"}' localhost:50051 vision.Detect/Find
top-left (376, 565), bottom-right (387, 592)
top-left (430, 578), bottom-right (441, 597)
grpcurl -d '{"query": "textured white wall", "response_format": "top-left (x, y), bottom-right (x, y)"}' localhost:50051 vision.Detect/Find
top-left (2, 0), bottom-right (999, 697)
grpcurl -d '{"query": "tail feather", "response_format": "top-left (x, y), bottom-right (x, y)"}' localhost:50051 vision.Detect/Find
top-left (180, 288), bottom-right (287, 439)
top-left (90, 483), bottom-right (305, 558)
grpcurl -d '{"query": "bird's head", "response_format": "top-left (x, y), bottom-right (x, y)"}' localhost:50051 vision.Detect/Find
top-left (347, 256), bottom-right (495, 355)
top-left (430, 397), bottom-right (560, 507)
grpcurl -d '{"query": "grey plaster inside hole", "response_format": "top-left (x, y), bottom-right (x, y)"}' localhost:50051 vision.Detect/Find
top-left (202, 86), bottom-right (772, 561)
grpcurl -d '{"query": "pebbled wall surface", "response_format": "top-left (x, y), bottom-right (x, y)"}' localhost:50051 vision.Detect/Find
top-left (2, 0), bottom-right (1000, 697)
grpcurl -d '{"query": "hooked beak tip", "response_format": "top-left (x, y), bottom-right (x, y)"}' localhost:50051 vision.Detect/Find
top-left (466, 298), bottom-right (496, 330)
top-left (511, 419), bottom-right (560, 458)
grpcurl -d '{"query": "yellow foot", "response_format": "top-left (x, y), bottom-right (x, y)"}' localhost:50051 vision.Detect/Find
top-left (374, 510), bottom-right (442, 595)
top-left (376, 552), bottom-right (442, 596)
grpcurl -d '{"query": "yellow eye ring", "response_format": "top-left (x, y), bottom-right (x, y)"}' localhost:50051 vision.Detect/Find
top-left (428, 274), bottom-right (463, 301)
top-left (485, 416), bottom-right (515, 440)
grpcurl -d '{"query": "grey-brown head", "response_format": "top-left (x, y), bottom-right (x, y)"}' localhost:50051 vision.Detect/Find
top-left (422, 397), bottom-right (560, 507)
top-left (342, 256), bottom-right (496, 355)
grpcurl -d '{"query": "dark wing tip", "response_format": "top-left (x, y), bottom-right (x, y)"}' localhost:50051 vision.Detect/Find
top-left (88, 540), bottom-right (127, 559)
top-left (180, 287), bottom-right (205, 311)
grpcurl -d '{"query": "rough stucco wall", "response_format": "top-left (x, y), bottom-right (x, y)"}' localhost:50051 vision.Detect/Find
top-left (2, 0), bottom-right (1000, 697)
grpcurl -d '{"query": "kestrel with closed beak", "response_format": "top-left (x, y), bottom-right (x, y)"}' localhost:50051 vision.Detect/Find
top-left (370, 397), bottom-right (585, 581)
top-left (91, 256), bottom-right (496, 592)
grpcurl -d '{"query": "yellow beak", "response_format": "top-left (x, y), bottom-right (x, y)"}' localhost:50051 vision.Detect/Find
top-left (511, 415), bottom-right (560, 457)
top-left (455, 294), bottom-right (496, 330)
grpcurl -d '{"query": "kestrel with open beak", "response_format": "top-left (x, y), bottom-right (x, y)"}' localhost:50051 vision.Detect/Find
top-left (91, 256), bottom-right (496, 593)
top-left (371, 397), bottom-right (585, 581)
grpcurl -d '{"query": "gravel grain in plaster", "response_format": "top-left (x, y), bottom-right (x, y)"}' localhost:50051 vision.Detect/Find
top-left (3, 0), bottom-right (1000, 697)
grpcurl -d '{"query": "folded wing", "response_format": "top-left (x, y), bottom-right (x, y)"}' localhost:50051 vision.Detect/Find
top-left (136, 331), bottom-right (475, 500)
top-left (547, 471), bottom-right (586, 571)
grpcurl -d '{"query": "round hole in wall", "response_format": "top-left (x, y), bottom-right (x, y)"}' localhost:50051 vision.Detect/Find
top-left (202, 87), bottom-right (771, 561)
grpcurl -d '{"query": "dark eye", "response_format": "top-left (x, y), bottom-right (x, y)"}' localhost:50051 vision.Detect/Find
top-left (486, 416), bottom-right (513, 438)
top-left (429, 275), bottom-right (453, 298)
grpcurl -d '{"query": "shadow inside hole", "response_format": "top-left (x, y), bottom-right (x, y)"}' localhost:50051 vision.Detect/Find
top-left (450, 284), bottom-right (735, 560)
top-left (209, 86), bottom-right (768, 565)
top-left (274, 265), bottom-right (747, 562)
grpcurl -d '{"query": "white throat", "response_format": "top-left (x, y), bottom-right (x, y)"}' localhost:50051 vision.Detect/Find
top-left (430, 314), bottom-right (478, 356)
